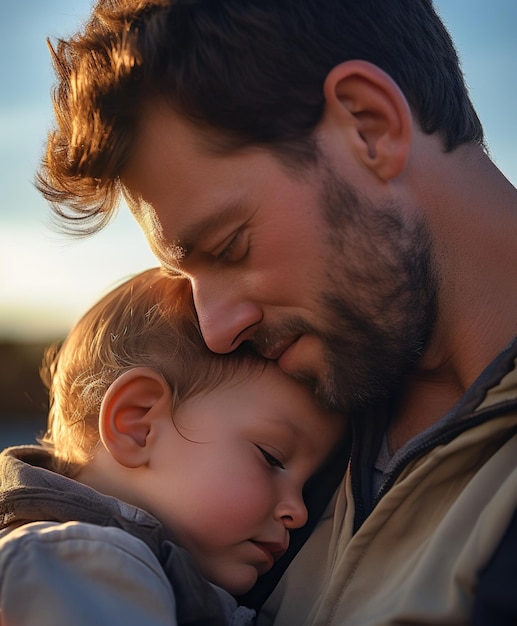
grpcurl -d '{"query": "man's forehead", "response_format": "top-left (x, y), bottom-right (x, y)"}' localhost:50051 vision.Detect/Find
top-left (134, 98), bottom-right (233, 163)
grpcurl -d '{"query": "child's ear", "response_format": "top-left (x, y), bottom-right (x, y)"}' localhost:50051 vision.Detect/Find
top-left (99, 367), bottom-right (171, 468)
top-left (321, 60), bottom-right (412, 181)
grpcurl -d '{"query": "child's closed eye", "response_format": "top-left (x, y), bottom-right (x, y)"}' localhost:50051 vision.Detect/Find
top-left (256, 445), bottom-right (285, 470)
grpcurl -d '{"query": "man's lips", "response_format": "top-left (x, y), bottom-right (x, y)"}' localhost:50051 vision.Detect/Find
top-left (260, 337), bottom-right (300, 361)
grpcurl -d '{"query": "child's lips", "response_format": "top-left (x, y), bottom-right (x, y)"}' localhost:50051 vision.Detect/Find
top-left (251, 540), bottom-right (288, 566)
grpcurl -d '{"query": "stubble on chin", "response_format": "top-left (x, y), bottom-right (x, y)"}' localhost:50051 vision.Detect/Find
top-left (311, 167), bottom-right (438, 414)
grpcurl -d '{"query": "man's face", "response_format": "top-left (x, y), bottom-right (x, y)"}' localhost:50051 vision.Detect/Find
top-left (123, 103), bottom-right (437, 412)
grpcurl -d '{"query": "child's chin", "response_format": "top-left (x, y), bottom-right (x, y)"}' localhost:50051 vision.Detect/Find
top-left (215, 567), bottom-right (259, 596)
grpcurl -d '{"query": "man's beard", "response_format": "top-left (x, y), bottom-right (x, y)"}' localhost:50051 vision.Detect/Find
top-left (252, 167), bottom-right (438, 414)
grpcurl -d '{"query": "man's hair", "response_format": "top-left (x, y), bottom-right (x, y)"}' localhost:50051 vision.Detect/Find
top-left (40, 267), bottom-right (264, 475)
top-left (37, 0), bottom-right (483, 234)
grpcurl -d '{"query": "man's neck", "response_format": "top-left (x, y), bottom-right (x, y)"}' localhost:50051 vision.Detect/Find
top-left (389, 142), bottom-right (517, 451)
top-left (388, 371), bottom-right (465, 452)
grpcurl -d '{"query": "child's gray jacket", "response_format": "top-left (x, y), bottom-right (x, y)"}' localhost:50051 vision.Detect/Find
top-left (0, 446), bottom-right (255, 626)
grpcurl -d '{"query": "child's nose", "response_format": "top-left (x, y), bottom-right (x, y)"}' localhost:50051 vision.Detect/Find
top-left (274, 493), bottom-right (308, 529)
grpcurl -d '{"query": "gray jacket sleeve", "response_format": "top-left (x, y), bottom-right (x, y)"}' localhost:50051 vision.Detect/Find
top-left (0, 521), bottom-right (178, 625)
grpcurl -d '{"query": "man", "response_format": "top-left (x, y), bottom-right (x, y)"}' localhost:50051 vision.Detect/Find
top-left (38, 1), bottom-right (517, 623)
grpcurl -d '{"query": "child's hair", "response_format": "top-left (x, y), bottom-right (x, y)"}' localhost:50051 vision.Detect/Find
top-left (40, 267), bottom-right (265, 475)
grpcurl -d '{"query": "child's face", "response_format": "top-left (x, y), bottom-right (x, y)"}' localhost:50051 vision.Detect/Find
top-left (141, 365), bottom-right (344, 595)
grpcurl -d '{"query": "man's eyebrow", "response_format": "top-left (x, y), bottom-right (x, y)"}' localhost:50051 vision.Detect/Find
top-left (171, 200), bottom-right (248, 262)
top-left (121, 187), bottom-right (186, 268)
top-left (122, 183), bottom-right (249, 268)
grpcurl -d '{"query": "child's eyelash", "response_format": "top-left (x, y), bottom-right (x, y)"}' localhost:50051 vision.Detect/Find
top-left (256, 446), bottom-right (285, 469)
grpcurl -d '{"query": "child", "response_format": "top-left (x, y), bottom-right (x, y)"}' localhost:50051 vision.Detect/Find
top-left (0, 268), bottom-right (344, 626)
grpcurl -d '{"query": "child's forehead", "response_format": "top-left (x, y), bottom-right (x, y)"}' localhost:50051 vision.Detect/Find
top-left (258, 362), bottom-right (329, 411)
top-left (243, 366), bottom-right (343, 437)
top-left (189, 360), bottom-right (344, 440)
top-left (248, 411), bottom-right (303, 437)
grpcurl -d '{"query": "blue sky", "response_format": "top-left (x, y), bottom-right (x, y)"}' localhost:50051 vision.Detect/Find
top-left (1, 1), bottom-right (516, 340)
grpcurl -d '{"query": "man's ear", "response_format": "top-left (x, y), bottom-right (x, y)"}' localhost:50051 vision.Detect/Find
top-left (321, 60), bottom-right (412, 181)
top-left (99, 367), bottom-right (171, 468)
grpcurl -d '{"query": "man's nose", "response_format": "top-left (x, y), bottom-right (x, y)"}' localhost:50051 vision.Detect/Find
top-left (192, 282), bottom-right (263, 354)
top-left (274, 492), bottom-right (309, 530)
